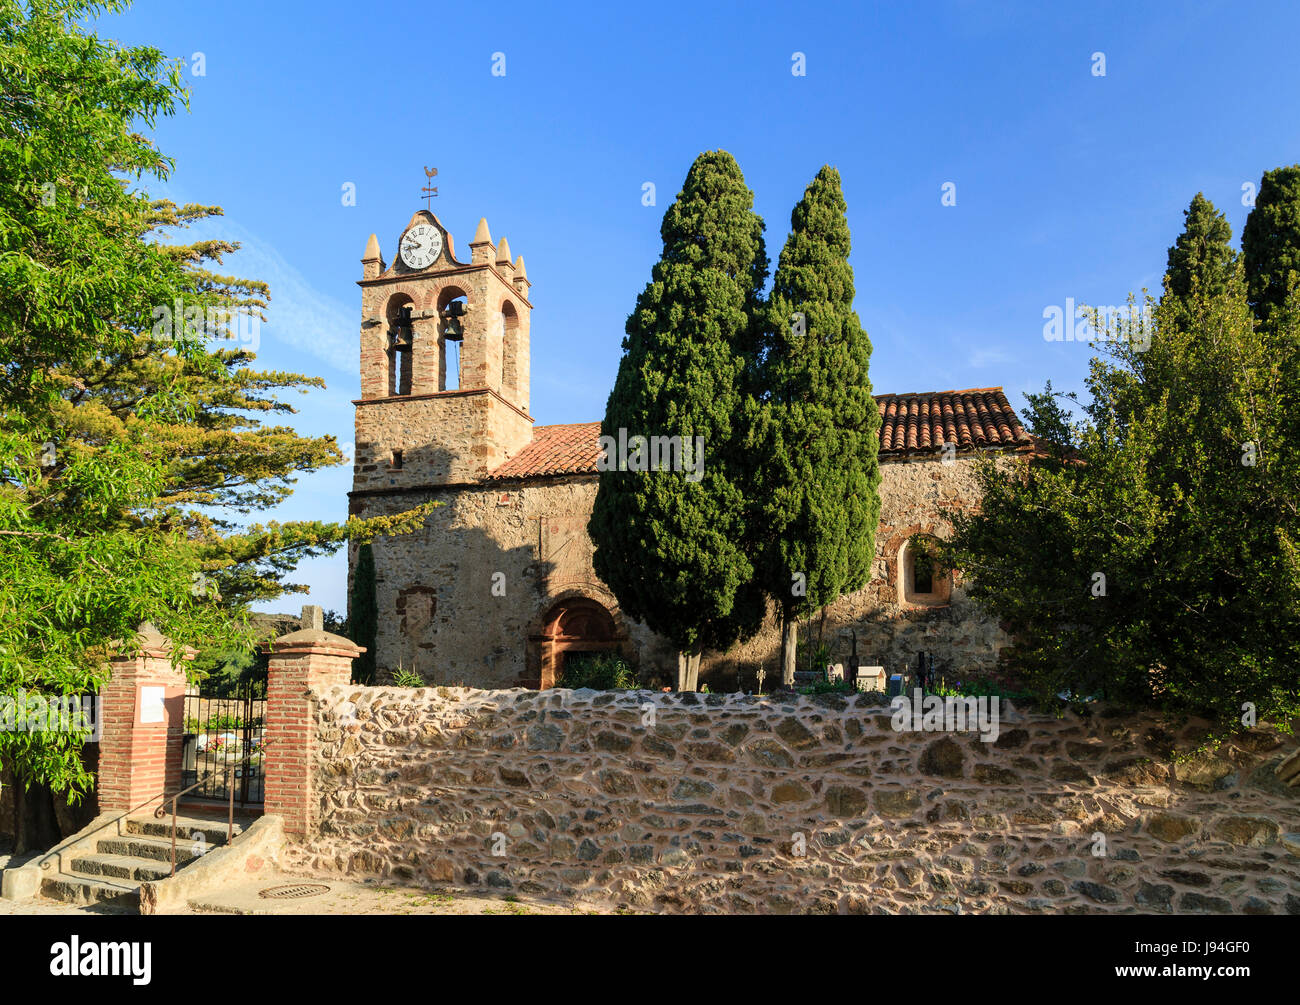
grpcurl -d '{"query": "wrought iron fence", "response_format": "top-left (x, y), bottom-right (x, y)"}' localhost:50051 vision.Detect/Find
top-left (181, 677), bottom-right (266, 806)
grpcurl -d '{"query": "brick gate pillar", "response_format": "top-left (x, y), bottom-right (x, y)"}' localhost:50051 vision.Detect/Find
top-left (263, 629), bottom-right (364, 839)
top-left (97, 622), bottom-right (193, 813)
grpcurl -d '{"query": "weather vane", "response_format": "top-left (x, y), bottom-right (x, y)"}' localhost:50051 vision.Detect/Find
top-left (422, 166), bottom-right (438, 210)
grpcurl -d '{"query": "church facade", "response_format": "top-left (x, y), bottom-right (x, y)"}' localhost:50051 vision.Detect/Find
top-left (347, 210), bottom-right (1034, 691)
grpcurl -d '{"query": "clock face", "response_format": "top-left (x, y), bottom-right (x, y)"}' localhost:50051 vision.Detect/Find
top-left (399, 223), bottom-right (442, 270)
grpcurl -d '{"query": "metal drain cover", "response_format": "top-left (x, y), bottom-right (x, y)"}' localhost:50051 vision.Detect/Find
top-left (258, 883), bottom-right (330, 900)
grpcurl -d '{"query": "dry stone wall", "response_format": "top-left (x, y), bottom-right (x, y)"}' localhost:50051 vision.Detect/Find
top-left (286, 685), bottom-right (1300, 914)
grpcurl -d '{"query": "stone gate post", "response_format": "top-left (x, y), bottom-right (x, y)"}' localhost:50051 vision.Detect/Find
top-left (263, 629), bottom-right (364, 838)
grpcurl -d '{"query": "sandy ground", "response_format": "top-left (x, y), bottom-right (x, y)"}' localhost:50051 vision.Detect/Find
top-left (0, 876), bottom-right (614, 916)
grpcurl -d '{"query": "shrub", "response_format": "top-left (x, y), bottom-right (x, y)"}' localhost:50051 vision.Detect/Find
top-left (559, 653), bottom-right (638, 690)
top-left (391, 665), bottom-right (425, 688)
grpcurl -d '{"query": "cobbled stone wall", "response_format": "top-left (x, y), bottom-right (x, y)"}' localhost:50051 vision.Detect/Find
top-left (285, 685), bottom-right (1300, 915)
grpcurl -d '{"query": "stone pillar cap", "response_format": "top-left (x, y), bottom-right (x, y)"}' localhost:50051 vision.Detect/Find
top-left (109, 622), bottom-right (197, 660)
top-left (265, 628), bottom-right (366, 656)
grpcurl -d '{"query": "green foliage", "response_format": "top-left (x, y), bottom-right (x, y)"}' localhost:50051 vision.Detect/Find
top-left (0, 0), bottom-right (247, 845)
top-left (558, 653), bottom-right (638, 690)
top-left (795, 638), bottom-right (831, 673)
top-left (184, 712), bottom-right (254, 733)
top-left (349, 544), bottom-right (378, 685)
top-left (1165, 193), bottom-right (1236, 331)
top-left (0, 1), bottom-right (431, 849)
top-left (945, 194), bottom-right (1300, 730)
top-left (797, 679), bottom-right (855, 696)
top-left (752, 166), bottom-right (882, 685)
top-left (1242, 165), bottom-right (1300, 323)
top-left (190, 643), bottom-right (261, 698)
top-left (931, 677), bottom-right (1037, 703)
top-left (391, 665), bottom-right (425, 688)
top-left (589, 151), bottom-right (769, 681)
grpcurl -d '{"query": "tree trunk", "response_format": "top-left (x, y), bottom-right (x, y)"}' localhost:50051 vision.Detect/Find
top-left (781, 612), bottom-right (798, 688)
top-left (11, 771), bottom-right (60, 855)
top-left (686, 652), bottom-right (701, 692)
top-left (676, 651), bottom-right (689, 692)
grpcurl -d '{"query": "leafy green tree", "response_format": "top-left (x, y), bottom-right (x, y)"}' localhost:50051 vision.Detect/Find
top-left (349, 544), bottom-right (378, 685)
top-left (51, 196), bottom-right (434, 609)
top-left (752, 166), bottom-right (881, 686)
top-left (0, 0), bottom-right (430, 848)
top-left (0, 0), bottom-right (238, 850)
top-left (946, 249), bottom-right (1298, 731)
top-left (1242, 165), bottom-right (1300, 324)
top-left (589, 151), bottom-right (768, 690)
top-left (1165, 193), bottom-right (1236, 329)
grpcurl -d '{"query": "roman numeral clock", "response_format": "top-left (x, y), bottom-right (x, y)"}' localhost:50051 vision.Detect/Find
top-left (399, 222), bottom-right (442, 270)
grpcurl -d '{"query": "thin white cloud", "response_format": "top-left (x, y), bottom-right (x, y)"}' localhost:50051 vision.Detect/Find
top-left (967, 345), bottom-right (1019, 369)
top-left (147, 184), bottom-right (356, 375)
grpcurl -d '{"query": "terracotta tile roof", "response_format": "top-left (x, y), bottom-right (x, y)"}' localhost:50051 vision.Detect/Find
top-left (486, 387), bottom-right (1030, 480)
top-left (488, 421), bottom-right (604, 480)
top-left (875, 386), bottom-right (1032, 456)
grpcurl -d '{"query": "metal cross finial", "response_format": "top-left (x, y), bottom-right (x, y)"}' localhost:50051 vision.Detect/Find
top-left (422, 166), bottom-right (439, 210)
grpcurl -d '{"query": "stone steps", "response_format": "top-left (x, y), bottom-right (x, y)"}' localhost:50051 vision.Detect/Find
top-left (96, 835), bottom-right (203, 866)
top-left (70, 852), bottom-right (172, 883)
top-left (38, 812), bottom-right (250, 911)
top-left (40, 872), bottom-right (139, 909)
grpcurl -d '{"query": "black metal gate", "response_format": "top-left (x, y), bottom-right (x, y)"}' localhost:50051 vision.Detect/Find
top-left (181, 674), bottom-right (267, 807)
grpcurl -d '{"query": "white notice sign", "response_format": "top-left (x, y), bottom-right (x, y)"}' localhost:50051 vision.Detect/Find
top-left (140, 685), bottom-right (165, 724)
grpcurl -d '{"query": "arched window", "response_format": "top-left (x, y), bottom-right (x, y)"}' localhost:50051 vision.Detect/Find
top-left (500, 300), bottom-right (518, 398)
top-left (900, 535), bottom-right (952, 606)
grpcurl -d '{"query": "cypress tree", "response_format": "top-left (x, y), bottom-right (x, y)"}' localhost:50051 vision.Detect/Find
top-left (588, 151), bottom-right (768, 690)
top-left (1242, 165), bottom-right (1300, 324)
top-left (349, 543), bottom-right (378, 685)
top-left (1164, 193), bottom-right (1235, 327)
top-left (1095, 193), bottom-right (1240, 431)
top-left (752, 166), bottom-right (882, 686)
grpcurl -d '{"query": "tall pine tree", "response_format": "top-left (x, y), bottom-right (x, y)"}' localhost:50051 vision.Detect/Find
top-left (1165, 193), bottom-right (1236, 326)
top-left (1099, 194), bottom-right (1239, 432)
top-left (752, 166), bottom-right (881, 685)
top-left (588, 151), bottom-right (768, 690)
top-left (1242, 165), bottom-right (1300, 324)
top-left (348, 543), bottom-right (378, 684)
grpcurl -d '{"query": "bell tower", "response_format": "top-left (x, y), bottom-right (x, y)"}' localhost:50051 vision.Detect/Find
top-left (352, 211), bottom-right (533, 494)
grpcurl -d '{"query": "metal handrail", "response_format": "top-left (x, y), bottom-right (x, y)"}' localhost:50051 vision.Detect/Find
top-left (36, 784), bottom-right (195, 873)
top-left (160, 738), bottom-right (273, 877)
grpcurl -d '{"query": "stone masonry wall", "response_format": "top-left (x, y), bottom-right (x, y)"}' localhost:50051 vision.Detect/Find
top-left (286, 685), bottom-right (1300, 915)
top-left (351, 452), bottom-right (1017, 690)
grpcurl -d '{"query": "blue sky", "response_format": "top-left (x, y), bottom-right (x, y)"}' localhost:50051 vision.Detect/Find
top-left (98, 0), bottom-right (1300, 615)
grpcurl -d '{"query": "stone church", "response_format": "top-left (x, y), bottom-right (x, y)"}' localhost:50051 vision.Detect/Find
top-left (347, 209), bottom-right (1035, 691)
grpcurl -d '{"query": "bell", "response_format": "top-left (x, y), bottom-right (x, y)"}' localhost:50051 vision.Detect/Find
top-left (442, 316), bottom-right (464, 341)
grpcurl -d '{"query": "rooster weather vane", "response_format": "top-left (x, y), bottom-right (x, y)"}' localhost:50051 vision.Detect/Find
top-left (422, 166), bottom-right (438, 210)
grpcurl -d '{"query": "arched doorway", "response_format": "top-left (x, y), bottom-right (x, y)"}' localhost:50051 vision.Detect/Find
top-left (530, 597), bottom-right (622, 689)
